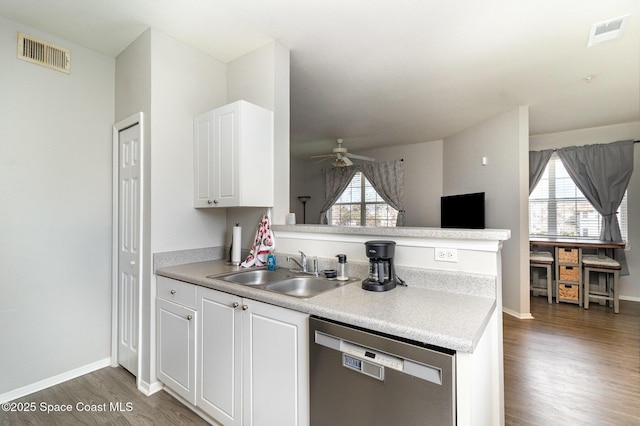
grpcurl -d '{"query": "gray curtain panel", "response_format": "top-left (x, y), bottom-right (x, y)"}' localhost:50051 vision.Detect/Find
top-left (319, 160), bottom-right (406, 225)
top-left (557, 140), bottom-right (634, 274)
top-left (361, 160), bottom-right (406, 226)
top-left (319, 166), bottom-right (357, 224)
top-left (529, 149), bottom-right (554, 194)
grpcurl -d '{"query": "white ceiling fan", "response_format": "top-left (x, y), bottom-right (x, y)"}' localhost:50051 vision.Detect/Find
top-left (309, 139), bottom-right (375, 167)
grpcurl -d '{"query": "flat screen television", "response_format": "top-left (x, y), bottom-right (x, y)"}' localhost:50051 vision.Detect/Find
top-left (441, 192), bottom-right (485, 229)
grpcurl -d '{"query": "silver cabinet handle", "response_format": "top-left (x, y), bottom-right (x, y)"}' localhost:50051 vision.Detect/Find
top-left (187, 315), bottom-right (193, 321)
top-left (213, 199), bottom-right (219, 204)
top-left (207, 199), bottom-right (213, 204)
top-left (242, 304), bottom-right (249, 311)
top-left (170, 289), bottom-right (176, 295)
top-left (232, 302), bottom-right (239, 308)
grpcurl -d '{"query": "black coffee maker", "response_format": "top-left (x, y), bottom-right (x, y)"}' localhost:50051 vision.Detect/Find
top-left (362, 240), bottom-right (400, 291)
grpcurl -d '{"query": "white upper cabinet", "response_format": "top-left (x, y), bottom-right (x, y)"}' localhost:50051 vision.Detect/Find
top-left (194, 100), bottom-right (274, 208)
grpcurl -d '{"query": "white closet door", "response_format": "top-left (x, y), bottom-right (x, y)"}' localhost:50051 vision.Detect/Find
top-left (117, 123), bottom-right (141, 376)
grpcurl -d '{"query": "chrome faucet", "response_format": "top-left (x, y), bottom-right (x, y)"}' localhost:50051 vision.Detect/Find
top-left (287, 251), bottom-right (318, 276)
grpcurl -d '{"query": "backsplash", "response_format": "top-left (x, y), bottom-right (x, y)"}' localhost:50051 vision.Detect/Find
top-left (274, 252), bottom-right (495, 298)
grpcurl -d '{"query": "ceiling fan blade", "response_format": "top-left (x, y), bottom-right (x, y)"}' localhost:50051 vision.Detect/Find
top-left (346, 153), bottom-right (375, 162)
top-left (309, 154), bottom-right (334, 159)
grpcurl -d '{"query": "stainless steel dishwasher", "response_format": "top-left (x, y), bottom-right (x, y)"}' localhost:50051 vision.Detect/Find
top-left (309, 316), bottom-right (456, 426)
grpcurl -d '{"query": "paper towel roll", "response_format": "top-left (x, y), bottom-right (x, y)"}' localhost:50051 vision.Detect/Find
top-left (232, 226), bottom-right (242, 264)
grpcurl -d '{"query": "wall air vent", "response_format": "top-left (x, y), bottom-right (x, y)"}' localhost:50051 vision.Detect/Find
top-left (17, 32), bottom-right (70, 74)
top-left (587, 15), bottom-right (630, 47)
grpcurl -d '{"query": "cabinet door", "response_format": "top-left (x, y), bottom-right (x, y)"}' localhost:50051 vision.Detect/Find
top-left (242, 299), bottom-right (309, 426)
top-left (194, 101), bottom-right (273, 208)
top-left (156, 298), bottom-right (196, 404)
top-left (213, 103), bottom-right (240, 207)
top-left (194, 111), bottom-right (216, 207)
top-left (197, 288), bottom-right (242, 426)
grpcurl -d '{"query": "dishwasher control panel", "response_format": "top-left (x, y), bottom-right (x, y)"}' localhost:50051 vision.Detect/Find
top-left (342, 340), bottom-right (403, 371)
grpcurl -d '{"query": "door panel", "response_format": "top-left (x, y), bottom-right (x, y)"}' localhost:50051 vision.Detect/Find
top-left (118, 124), bottom-right (141, 376)
top-left (198, 288), bottom-right (242, 426)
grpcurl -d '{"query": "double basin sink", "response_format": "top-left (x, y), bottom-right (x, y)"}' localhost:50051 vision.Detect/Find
top-left (207, 268), bottom-right (358, 299)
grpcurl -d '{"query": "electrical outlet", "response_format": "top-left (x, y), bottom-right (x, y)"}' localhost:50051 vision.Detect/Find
top-left (435, 247), bottom-right (458, 262)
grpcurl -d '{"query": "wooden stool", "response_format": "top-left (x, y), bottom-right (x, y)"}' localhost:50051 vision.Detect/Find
top-left (583, 254), bottom-right (621, 313)
top-left (530, 251), bottom-right (553, 304)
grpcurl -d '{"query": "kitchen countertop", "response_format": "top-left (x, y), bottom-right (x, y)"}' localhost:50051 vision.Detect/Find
top-left (156, 260), bottom-right (497, 353)
top-left (273, 224), bottom-right (511, 241)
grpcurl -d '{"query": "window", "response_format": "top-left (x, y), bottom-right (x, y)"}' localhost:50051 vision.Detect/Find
top-left (329, 172), bottom-right (398, 226)
top-left (529, 153), bottom-right (628, 241)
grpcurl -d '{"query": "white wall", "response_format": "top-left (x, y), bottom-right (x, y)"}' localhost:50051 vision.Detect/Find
top-left (290, 156), bottom-right (325, 224)
top-left (116, 28), bottom-right (229, 387)
top-left (530, 122), bottom-right (640, 300)
top-left (292, 139), bottom-right (444, 226)
top-left (357, 141), bottom-right (444, 226)
top-left (0, 17), bottom-right (115, 395)
top-left (150, 30), bottom-right (228, 253)
top-left (226, 41), bottom-right (291, 248)
top-left (443, 107), bottom-right (530, 318)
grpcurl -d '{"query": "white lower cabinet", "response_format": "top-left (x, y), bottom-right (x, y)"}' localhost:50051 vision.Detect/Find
top-left (197, 288), bottom-right (242, 425)
top-left (156, 297), bottom-right (197, 405)
top-left (242, 297), bottom-right (309, 426)
top-left (156, 277), bottom-right (309, 426)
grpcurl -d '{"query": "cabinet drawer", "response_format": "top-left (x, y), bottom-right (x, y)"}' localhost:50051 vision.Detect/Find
top-left (558, 247), bottom-right (579, 263)
top-left (157, 276), bottom-right (197, 309)
top-left (559, 266), bottom-right (579, 282)
top-left (558, 283), bottom-right (579, 301)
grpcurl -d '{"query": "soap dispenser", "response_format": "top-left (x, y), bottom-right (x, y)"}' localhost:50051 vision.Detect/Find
top-left (336, 254), bottom-right (348, 281)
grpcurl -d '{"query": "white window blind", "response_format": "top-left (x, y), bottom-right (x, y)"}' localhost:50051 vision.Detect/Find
top-left (529, 153), bottom-right (628, 241)
top-left (330, 172), bottom-right (398, 226)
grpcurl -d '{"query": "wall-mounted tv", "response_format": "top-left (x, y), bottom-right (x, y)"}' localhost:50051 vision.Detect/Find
top-left (441, 192), bottom-right (485, 229)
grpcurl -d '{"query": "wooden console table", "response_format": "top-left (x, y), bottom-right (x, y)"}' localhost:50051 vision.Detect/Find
top-left (529, 237), bottom-right (626, 305)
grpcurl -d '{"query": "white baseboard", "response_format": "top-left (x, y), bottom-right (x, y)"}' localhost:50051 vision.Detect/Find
top-left (620, 295), bottom-right (640, 303)
top-left (138, 379), bottom-right (164, 396)
top-left (0, 357), bottom-right (112, 404)
top-left (502, 307), bottom-right (534, 319)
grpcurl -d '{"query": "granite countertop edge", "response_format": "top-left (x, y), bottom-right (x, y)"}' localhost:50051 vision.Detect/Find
top-left (155, 260), bottom-right (496, 353)
top-left (272, 224), bottom-right (511, 241)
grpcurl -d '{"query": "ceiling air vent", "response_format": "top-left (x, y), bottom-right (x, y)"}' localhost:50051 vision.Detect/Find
top-left (17, 32), bottom-right (70, 74)
top-left (587, 15), bottom-right (630, 47)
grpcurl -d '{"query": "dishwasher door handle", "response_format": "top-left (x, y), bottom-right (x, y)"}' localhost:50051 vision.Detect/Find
top-left (315, 330), bottom-right (444, 385)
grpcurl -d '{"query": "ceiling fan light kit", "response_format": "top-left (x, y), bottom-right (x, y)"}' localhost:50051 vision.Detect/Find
top-left (310, 139), bottom-right (375, 167)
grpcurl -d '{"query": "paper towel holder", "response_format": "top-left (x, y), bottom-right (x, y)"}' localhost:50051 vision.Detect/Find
top-left (229, 222), bottom-right (242, 266)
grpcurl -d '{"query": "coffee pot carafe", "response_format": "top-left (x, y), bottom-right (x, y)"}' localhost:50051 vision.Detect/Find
top-left (362, 240), bottom-right (400, 292)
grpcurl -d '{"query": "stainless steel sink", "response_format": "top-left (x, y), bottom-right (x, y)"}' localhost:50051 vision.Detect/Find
top-left (209, 268), bottom-right (291, 286)
top-left (207, 268), bottom-right (358, 299)
top-left (265, 277), bottom-right (343, 299)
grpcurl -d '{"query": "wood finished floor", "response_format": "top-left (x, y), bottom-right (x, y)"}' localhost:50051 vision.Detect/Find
top-left (504, 296), bottom-right (640, 426)
top-left (2, 297), bottom-right (638, 425)
top-left (0, 367), bottom-right (208, 425)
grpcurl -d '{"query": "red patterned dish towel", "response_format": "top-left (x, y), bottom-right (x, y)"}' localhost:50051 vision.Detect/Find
top-left (241, 209), bottom-right (275, 268)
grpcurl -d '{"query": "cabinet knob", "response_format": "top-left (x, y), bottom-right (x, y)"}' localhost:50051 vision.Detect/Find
top-left (130, 260), bottom-right (136, 266)
top-left (232, 302), bottom-right (239, 308)
top-left (242, 304), bottom-right (249, 311)
top-left (170, 289), bottom-right (176, 295)
top-left (207, 199), bottom-right (213, 204)
top-left (213, 199), bottom-right (219, 204)
top-left (187, 315), bottom-right (193, 321)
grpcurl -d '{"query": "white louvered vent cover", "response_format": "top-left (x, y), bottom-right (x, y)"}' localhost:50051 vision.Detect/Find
top-left (17, 32), bottom-right (70, 74)
top-left (587, 15), bottom-right (630, 47)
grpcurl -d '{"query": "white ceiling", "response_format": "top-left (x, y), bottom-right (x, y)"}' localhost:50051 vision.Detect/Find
top-left (1, 0), bottom-right (638, 158)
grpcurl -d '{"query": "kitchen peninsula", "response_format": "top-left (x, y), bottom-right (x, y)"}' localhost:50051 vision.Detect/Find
top-left (155, 225), bottom-right (510, 425)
